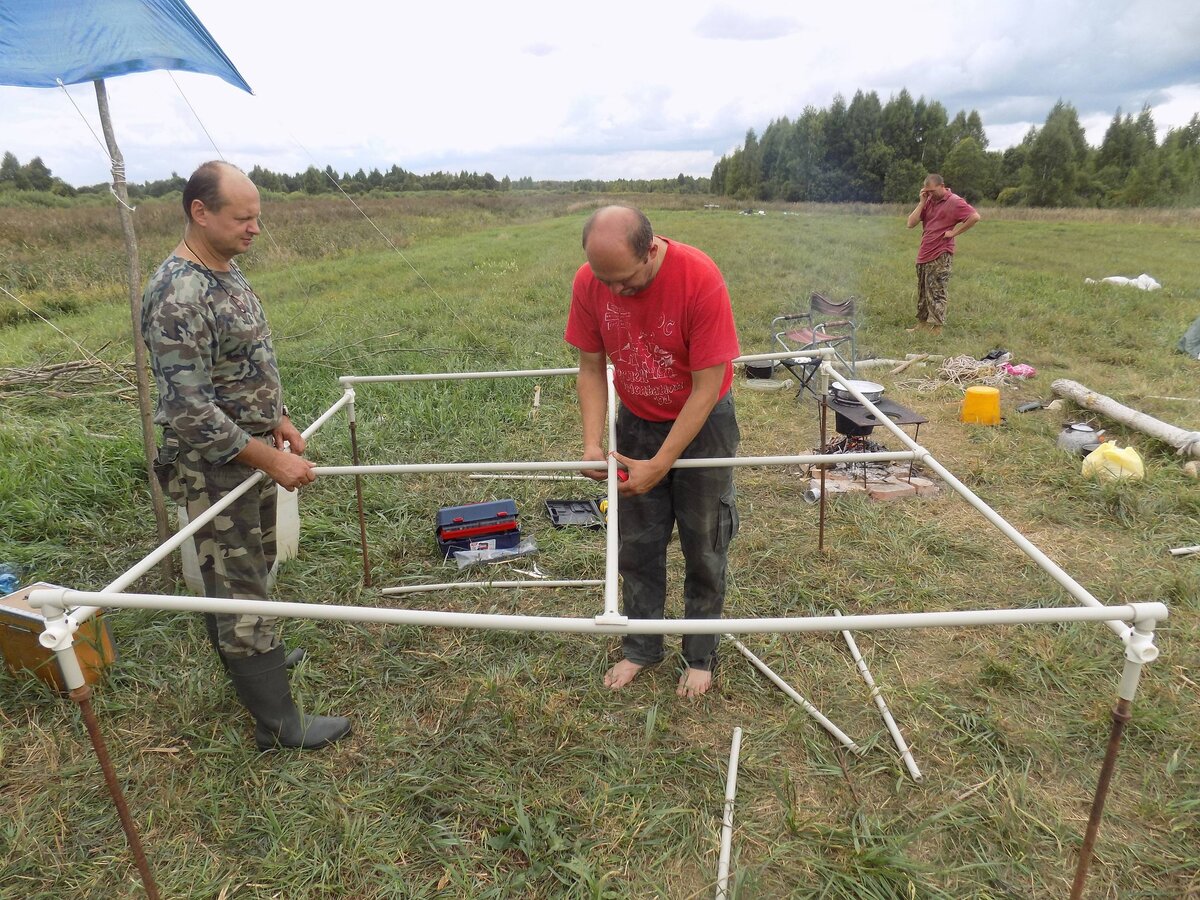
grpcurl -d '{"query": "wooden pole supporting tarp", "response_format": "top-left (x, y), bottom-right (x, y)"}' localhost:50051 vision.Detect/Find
top-left (94, 79), bottom-right (174, 581)
top-left (1051, 378), bottom-right (1200, 461)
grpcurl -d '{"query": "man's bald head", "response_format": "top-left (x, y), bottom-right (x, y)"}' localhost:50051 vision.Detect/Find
top-left (582, 205), bottom-right (654, 259)
top-left (580, 205), bottom-right (664, 296)
top-left (183, 161), bottom-right (252, 222)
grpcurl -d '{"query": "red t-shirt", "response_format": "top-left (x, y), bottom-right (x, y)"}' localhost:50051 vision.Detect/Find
top-left (565, 237), bottom-right (740, 422)
top-left (917, 190), bottom-right (978, 264)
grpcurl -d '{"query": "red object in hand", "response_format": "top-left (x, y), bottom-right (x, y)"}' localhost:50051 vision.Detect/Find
top-left (617, 469), bottom-right (629, 482)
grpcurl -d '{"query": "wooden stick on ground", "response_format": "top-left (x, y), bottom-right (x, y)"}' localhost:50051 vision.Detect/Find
top-left (889, 354), bottom-right (929, 376)
top-left (1052, 379), bottom-right (1200, 461)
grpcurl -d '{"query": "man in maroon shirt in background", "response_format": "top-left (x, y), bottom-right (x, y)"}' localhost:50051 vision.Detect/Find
top-left (905, 174), bottom-right (981, 335)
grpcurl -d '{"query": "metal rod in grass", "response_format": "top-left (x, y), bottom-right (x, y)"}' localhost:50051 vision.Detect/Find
top-left (1070, 619), bottom-right (1161, 900)
top-left (835, 609), bottom-right (922, 782)
top-left (716, 726), bottom-right (743, 900)
top-left (727, 635), bottom-right (861, 754)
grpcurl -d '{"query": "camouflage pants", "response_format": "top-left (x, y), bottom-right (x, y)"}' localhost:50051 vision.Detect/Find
top-left (916, 252), bottom-right (954, 326)
top-left (156, 433), bottom-right (281, 658)
top-left (615, 393), bottom-right (740, 671)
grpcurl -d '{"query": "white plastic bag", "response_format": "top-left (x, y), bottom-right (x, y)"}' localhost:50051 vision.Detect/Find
top-left (452, 538), bottom-right (539, 569)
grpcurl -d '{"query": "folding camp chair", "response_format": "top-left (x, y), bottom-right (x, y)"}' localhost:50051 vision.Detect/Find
top-left (771, 292), bottom-right (858, 400)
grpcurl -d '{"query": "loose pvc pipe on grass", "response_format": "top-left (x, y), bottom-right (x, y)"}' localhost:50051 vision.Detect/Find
top-left (727, 635), bottom-right (861, 753)
top-left (835, 610), bottom-right (921, 781)
top-left (716, 726), bottom-right (743, 900)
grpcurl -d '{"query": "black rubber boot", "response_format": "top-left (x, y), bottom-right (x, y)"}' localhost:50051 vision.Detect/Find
top-left (204, 614), bottom-right (304, 669)
top-left (225, 646), bottom-right (351, 751)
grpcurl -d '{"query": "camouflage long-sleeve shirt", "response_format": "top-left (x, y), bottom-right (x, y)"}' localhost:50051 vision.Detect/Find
top-left (141, 255), bottom-right (283, 465)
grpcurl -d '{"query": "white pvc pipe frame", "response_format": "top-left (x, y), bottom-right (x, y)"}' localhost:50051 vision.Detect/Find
top-left (33, 353), bottom-right (1166, 676)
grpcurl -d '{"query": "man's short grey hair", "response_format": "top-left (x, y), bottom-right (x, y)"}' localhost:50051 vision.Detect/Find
top-left (924, 173), bottom-right (945, 187)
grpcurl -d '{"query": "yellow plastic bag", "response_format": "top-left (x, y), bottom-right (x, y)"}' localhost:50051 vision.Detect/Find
top-left (1081, 441), bottom-right (1144, 481)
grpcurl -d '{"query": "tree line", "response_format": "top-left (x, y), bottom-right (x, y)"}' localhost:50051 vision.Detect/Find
top-left (710, 89), bottom-right (1200, 207)
top-left (0, 153), bottom-right (710, 199)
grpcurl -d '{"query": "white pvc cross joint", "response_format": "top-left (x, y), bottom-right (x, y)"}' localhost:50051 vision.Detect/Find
top-left (1125, 624), bottom-right (1159, 664)
top-left (32, 588), bottom-right (78, 650)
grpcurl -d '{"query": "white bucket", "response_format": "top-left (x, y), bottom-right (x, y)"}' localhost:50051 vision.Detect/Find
top-left (177, 482), bottom-right (299, 594)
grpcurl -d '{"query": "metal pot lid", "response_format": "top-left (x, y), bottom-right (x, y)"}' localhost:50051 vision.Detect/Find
top-left (831, 379), bottom-right (885, 394)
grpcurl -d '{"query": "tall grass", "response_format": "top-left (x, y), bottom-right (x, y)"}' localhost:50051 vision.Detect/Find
top-left (1, 195), bottom-right (1198, 898)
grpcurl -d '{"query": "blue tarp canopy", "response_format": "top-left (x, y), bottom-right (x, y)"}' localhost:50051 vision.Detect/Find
top-left (0, 0), bottom-right (251, 92)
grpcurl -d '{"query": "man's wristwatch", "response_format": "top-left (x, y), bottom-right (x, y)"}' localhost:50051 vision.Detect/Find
top-left (281, 404), bottom-right (290, 418)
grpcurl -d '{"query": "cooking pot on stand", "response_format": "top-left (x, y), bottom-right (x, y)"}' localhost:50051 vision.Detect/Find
top-left (829, 379), bottom-right (885, 404)
top-left (744, 361), bottom-right (778, 379)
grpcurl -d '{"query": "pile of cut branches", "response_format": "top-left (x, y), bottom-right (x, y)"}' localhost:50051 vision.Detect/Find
top-left (0, 351), bottom-right (138, 402)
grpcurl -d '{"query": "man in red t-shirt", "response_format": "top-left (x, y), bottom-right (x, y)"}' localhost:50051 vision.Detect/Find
top-left (565, 205), bottom-right (740, 699)
top-left (905, 174), bottom-right (980, 334)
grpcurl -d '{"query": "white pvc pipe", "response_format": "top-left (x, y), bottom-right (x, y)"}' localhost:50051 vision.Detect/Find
top-left (736, 349), bottom-right (832, 364)
top-left (728, 636), bottom-right (861, 753)
top-left (335, 352), bottom-right (834, 388)
top-left (834, 610), bottom-right (921, 781)
top-left (301, 388), bottom-right (356, 441)
top-left (601, 366), bottom-right (622, 621)
top-left (380, 579), bottom-right (603, 595)
top-left (311, 451), bottom-right (917, 478)
top-left (818, 363), bottom-right (1133, 643)
top-left (66, 390), bottom-right (356, 628)
top-left (716, 726), bottom-right (743, 900)
top-left (30, 590), bottom-right (1168, 641)
top-left (340, 367), bottom-right (580, 384)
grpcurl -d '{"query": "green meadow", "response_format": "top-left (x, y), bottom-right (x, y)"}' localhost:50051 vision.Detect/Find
top-left (1, 193), bottom-right (1198, 898)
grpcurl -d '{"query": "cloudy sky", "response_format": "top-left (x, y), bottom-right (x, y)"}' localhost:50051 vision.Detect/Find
top-left (2, 0), bottom-right (1199, 187)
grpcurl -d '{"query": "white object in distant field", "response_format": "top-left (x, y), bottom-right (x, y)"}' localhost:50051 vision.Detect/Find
top-left (1083, 273), bottom-right (1162, 290)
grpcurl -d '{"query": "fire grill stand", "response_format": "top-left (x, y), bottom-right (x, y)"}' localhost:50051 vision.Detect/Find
top-left (815, 393), bottom-right (929, 551)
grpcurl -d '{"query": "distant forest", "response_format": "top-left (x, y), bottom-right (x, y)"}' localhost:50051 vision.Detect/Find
top-left (0, 152), bottom-right (709, 201)
top-left (712, 90), bottom-right (1200, 207)
top-left (3, 88), bottom-right (1198, 207)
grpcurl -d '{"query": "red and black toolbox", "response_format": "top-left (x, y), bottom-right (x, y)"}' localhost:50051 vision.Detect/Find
top-left (435, 499), bottom-right (521, 556)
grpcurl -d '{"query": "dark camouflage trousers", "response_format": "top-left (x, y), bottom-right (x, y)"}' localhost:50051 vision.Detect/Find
top-left (156, 433), bottom-right (281, 658)
top-left (916, 252), bottom-right (954, 326)
top-left (616, 393), bottom-right (740, 671)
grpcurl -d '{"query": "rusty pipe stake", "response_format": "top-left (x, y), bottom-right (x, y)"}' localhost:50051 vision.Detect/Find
top-left (349, 418), bottom-right (373, 587)
top-left (1069, 698), bottom-right (1133, 900)
top-left (70, 685), bottom-right (159, 899)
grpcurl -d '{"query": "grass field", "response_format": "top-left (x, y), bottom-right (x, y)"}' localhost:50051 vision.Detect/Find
top-left (1, 193), bottom-right (1198, 898)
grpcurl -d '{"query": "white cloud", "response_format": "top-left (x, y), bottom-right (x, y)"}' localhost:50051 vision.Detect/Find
top-left (694, 8), bottom-right (802, 41)
top-left (0, 0), bottom-right (1197, 186)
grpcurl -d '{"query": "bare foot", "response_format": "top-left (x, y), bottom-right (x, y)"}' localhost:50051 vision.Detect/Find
top-left (904, 322), bottom-right (928, 333)
top-left (676, 667), bottom-right (713, 699)
top-left (603, 659), bottom-right (644, 690)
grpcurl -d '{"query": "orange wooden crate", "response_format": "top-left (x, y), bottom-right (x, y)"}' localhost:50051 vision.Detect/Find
top-left (0, 582), bottom-right (117, 693)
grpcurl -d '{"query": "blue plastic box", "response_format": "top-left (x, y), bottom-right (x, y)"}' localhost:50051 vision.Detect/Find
top-left (435, 499), bottom-right (521, 556)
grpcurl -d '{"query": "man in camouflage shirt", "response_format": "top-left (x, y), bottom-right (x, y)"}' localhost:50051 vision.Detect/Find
top-left (142, 160), bottom-right (349, 750)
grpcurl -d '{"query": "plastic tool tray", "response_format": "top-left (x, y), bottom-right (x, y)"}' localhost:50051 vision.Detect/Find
top-left (435, 499), bottom-right (520, 555)
top-left (544, 499), bottom-right (604, 529)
